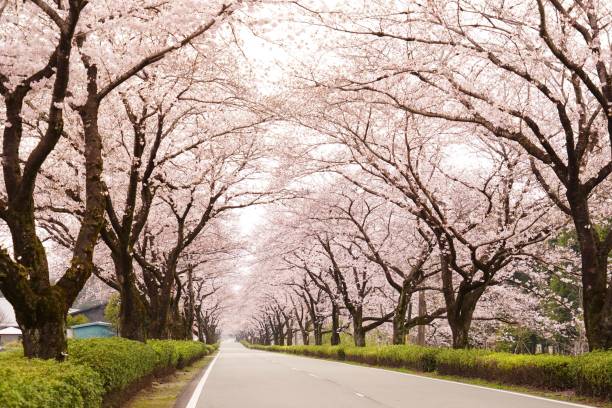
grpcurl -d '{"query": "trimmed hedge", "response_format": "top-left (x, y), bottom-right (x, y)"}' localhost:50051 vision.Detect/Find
top-left (69, 338), bottom-right (162, 393)
top-left (245, 342), bottom-right (612, 400)
top-left (0, 352), bottom-right (103, 408)
top-left (573, 351), bottom-right (612, 400)
top-left (0, 339), bottom-right (216, 408)
top-left (258, 344), bottom-right (347, 360)
top-left (435, 349), bottom-right (575, 390)
top-left (149, 340), bottom-right (215, 368)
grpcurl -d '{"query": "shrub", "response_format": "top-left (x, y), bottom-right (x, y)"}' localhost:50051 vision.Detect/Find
top-left (0, 338), bottom-right (214, 407)
top-left (205, 343), bottom-right (219, 353)
top-left (246, 343), bottom-right (346, 359)
top-left (572, 351), bottom-right (612, 399)
top-left (67, 314), bottom-right (90, 327)
top-left (148, 340), bottom-right (180, 367)
top-left (343, 346), bottom-right (378, 365)
top-left (373, 345), bottom-right (440, 372)
top-left (435, 348), bottom-right (491, 377)
top-left (479, 353), bottom-right (574, 389)
top-left (68, 338), bottom-right (160, 393)
top-left (149, 340), bottom-right (209, 368)
top-left (0, 353), bottom-right (103, 408)
top-left (436, 348), bottom-right (575, 389)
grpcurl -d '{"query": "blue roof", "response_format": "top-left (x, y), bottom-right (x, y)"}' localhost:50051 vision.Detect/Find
top-left (70, 321), bottom-right (113, 329)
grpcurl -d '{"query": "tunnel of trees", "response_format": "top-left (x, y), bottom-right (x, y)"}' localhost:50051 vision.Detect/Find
top-left (0, 0), bottom-right (610, 359)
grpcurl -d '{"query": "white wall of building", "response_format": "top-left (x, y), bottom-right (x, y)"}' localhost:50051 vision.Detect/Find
top-left (0, 297), bottom-right (18, 328)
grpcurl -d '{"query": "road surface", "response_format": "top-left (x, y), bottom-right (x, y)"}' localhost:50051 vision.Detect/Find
top-left (187, 340), bottom-right (591, 408)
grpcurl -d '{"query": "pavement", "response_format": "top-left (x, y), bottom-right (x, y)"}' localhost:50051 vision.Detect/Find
top-left (187, 340), bottom-right (592, 408)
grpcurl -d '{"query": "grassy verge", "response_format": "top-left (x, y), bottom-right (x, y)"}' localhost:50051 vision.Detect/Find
top-left (243, 342), bottom-right (611, 407)
top-left (125, 353), bottom-right (216, 408)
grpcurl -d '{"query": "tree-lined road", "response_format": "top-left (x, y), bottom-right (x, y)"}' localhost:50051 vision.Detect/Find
top-left (188, 341), bottom-right (591, 408)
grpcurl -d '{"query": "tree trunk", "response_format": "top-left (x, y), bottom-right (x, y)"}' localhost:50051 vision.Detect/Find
top-left (353, 328), bottom-right (366, 347)
top-left (392, 316), bottom-right (406, 345)
top-left (22, 318), bottom-right (66, 360)
top-left (330, 304), bottom-right (341, 345)
top-left (118, 260), bottom-right (147, 342)
top-left (286, 327), bottom-right (293, 346)
top-left (392, 289), bottom-right (411, 345)
top-left (205, 328), bottom-right (218, 344)
top-left (352, 309), bottom-right (366, 347)
top-left (168, 306), bottom-right (187, 340)
top-left (450, 321), bottom-right (471, 349)
top-left (278, 329), bottom-right (286, 346)
top-left (14, 288), bottom-right (69, 360)
top-left (440, 247), bottom-right (485, 349)
top-left (196, 312), bottom-right (205, 342)
top-left (314, 322), bottom-right (323, 345)
top-left (146, 270), bottom-right (175, 340)
top-left (447, 292), bottom-right (480, 349)
top-left (416, 290), bottom-right (427, 346)
top-left (567, 191), bottom-right (612, 350)
top-left (2, 211), bottom-right (71, 360)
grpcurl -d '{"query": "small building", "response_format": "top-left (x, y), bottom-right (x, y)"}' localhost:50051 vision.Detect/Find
top-left (0, 297), bottom-right (18, 330)
top-left (69, 301), bottom-right (108, 322)
top-left (0, 326), bottom-right (22, 345)
top-left (69, 322), bottom-right (116, 339)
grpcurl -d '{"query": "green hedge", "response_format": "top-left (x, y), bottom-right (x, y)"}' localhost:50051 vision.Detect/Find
top-left (0, 352), bottom-right (103, 408)
top-left (366, 345), bottom-right (440, 372)
top-left (573, 351), bottom-right (612, 399)
top-left (69, 338), bottom-right (162, 393)
top-left (435, 349), bottom-right (575, 390)
top-left (0, 338), bottom-right (216, 407)
top-left (249, 344), bottom-right (346, 360)
top-left (148, 340), bottom-right (213, 368)
top-left (244, 342), bottom-right (612, 399)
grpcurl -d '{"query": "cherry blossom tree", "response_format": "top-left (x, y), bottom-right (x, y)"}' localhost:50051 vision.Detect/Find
top-left (290, 0), bottom-right (611, 350)
top-left (0, 0), bottom-right (264, 358)
top-left (0, 0), bottom-right (106, 359)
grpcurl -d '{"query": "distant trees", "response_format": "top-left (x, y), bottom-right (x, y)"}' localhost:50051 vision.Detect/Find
top-left (66, 314), bottom-right (89, 327)
top-left (241, 172), bottom-right (561, 347)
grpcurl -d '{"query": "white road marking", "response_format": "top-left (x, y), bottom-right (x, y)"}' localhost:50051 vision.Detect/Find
top-left (186, 352), bottom-right (220, 408)
top-left (308, 373), bottom-right (319, 378)
top-left (355, 393), bottom-right (365, 398)
top-left (270, 352), bottom-right (593, 408)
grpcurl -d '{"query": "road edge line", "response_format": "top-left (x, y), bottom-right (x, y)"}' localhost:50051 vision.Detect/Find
top-left (262, 350), bottom-right (594, 408)
top-left (185, 351), bottom-right (221, 408)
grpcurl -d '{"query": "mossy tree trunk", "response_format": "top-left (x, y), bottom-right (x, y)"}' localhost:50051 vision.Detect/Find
top-left (19, 290), bottom-right (68, 360)
top-left (0, 2), bottom-right (106, 360)
top-left (118, 269), bottom-right (148, 341)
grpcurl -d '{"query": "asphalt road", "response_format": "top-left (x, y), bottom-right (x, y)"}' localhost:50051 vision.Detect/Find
top-left (190, 340), bottom-right (591, 408)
